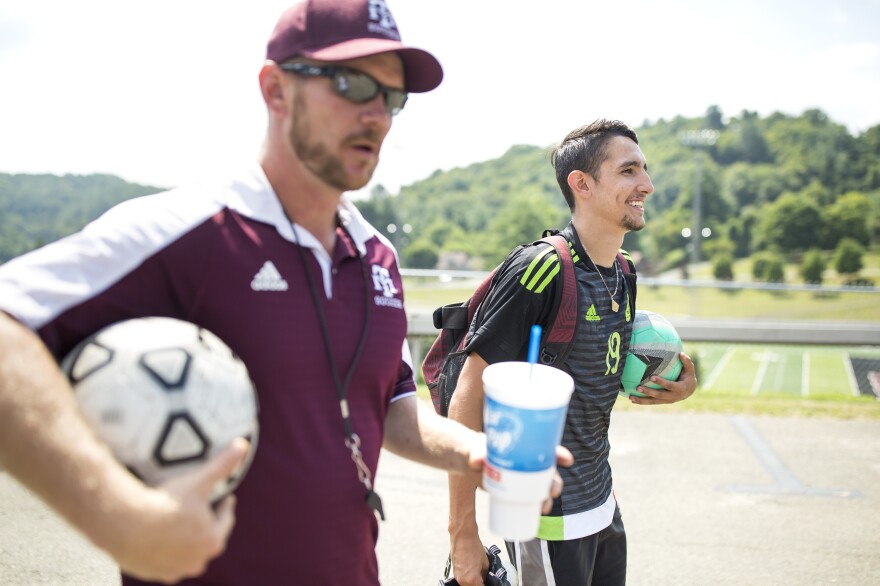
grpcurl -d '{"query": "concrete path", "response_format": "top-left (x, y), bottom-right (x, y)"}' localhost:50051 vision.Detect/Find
top-left (2, 410), bottom-right (879, 585)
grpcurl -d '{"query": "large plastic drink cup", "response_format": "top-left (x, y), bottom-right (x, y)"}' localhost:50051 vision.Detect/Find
top-left (482, 361), bottom-right (574, 541)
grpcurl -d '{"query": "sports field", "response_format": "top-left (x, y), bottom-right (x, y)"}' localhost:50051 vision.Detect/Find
top-left (690, 342), bottom-right (878, 398)
top-left (416, 342), bottom-right (880, 419)
top-left (609, 341), bottom-right (880, 420)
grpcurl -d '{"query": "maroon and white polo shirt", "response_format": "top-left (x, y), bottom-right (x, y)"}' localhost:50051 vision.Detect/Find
top-left (0, 163), bottom-right (416, 585)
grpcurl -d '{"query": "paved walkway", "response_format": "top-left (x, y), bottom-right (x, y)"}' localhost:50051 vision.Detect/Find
top-left (2, 410), bottom-right (879, 585)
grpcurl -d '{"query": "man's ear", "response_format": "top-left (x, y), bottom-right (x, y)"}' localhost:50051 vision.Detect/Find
top-left (567, 170), bottom-right (592, 201)
top-left (259, 62), bottom-right (290, 117)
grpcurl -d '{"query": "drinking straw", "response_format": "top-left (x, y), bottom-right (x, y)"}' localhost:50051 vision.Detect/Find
top-left (527, 325), bottom-right (542, 377)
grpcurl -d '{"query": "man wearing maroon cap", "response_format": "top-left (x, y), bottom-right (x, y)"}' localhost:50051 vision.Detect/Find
top-left (0, 1), bottom-right (568, 584)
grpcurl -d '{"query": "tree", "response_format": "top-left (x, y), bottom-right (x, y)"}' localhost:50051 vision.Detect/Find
top-left (763, 109), bottom-right (854, 193)
top-left (721, 210), bottom-right (759, 258)
top-left (703, 236), bottom-right (735, 260)
top-left (754, 193), bottom-right (824, 252)
top-left (722, 163), bottom-right (787, 208)
top-left (356, 195), bottom-right (400, 246)
top-left (647, 207), bottom-right (693, 266)
top-left (823, 191), bottom-right (871, 248)
top-left (484, 195), bottom-right (566, 265)
top-left (764, 258), bottom-right (785, 283)
top-left (800, 249), bottom-right (826, 284)
top-left (833, 238), bottom-right (864, 277)
top-left (422, 220), bottom-right (467, 249)
top-left (715, 117), bottom-right (770, 164)
top-left (401, 239), bottom-right (438, 269)
top-left (704, 105), bottom-right (725, 130)
top-left (751, 252), bottom-right (775, 281)
top-left (712, 253), bottom-right (734, 280)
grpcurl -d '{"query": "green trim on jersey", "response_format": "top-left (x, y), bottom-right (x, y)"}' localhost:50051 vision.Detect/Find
top-left (537, 514), bottom-right (565, 540)
top-left (520, 244), bottom-right (560, 293)
top-left (568, 241), bottom-right (580, 264)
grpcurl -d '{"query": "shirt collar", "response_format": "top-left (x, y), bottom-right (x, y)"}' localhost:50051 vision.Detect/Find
top-left (561, 222), bottom-right (592, 272)
top-left (222, 161), bottom-right (371, 257)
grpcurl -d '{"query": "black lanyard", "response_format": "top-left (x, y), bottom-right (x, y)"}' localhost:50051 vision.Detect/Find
top-left (292, 223), bottom-right (384, 520)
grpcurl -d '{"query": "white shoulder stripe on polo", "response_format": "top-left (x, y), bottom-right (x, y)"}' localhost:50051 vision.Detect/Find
top-left (0, 186), bottom-right (223, 330)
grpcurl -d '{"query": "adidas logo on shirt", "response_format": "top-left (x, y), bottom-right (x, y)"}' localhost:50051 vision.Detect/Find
top-left (585, 304), bottom-right (601, 322)
top-left (251, 261), bottom-right (288, 291)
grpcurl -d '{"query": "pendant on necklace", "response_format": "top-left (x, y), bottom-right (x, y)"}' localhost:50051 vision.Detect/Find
top-left (611, 299), bottom-right (620, 312)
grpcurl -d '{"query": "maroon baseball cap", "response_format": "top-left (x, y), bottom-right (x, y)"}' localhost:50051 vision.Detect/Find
top-left (266, 0), bottom-right (443, 93)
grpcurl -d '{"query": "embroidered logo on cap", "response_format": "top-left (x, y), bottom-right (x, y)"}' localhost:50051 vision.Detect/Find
top-left (367, 0), bottom-right (401, 39)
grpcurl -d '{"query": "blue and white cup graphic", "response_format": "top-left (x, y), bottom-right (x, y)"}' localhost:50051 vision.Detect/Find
top-left (482, 362), bottom-right (574, 540)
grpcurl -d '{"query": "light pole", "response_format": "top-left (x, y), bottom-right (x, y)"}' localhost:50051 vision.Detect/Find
top-left (679, 129), bottom-right (719, 268)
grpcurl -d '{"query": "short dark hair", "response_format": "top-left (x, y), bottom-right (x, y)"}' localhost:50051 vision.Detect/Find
top-left (550, 119), bottom-right (639, 211)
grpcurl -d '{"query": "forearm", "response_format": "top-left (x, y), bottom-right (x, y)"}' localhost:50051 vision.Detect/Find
top-left (383, 395), bottom-right (481, 475)
top-left (0, 314), bottom-right (148, 553)
top-left (445, 353), bottom-right (488, 535)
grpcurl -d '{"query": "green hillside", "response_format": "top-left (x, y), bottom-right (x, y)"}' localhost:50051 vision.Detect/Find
top-left (0, 173), bottom-right (162, 263)
top-left (358, 106), bottom-right (880, 283)
top-left (2, 106), bottom-right (878, 287)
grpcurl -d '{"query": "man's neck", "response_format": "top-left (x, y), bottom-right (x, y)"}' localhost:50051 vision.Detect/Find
top-left (260, 149), bottom-right (341, 255)
top-left (571, 215), bottom-right (625, 268)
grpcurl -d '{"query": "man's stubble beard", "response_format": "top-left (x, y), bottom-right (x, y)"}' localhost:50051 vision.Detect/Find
top-left (289, 92), bottom-right (379, 192)
top-left (621, 215), bottom-right (645, 232)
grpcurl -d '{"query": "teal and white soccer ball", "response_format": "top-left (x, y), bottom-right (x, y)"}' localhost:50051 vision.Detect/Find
top-left (620, 310), bottom-right (683, 398)
top-left (61, 317), bottom-right (259, 500)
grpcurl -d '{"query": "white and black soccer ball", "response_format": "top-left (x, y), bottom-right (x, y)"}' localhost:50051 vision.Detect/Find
top-left (61, 317), bottom-right (259, 500)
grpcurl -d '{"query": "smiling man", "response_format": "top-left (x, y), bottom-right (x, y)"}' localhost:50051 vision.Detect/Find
top-left (446, 120), bottom-right (698, 586)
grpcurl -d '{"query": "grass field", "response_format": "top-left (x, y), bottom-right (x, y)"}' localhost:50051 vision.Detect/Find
top-left (672, 342), bottom-right (880, 419)
top-left (405, 279), bottom-right (880, 321)
top-left (406, 276), bottom-right (880, 420)
top-left (415, 342), bottom-right (880, 420)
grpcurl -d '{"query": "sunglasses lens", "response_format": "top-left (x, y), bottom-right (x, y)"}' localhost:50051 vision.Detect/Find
top-left (385, 91), bottom-right (407, 115)
top-left (333, 69), bottom-right (408, 115)
top-left (336, 71), bottom-right (378, 103)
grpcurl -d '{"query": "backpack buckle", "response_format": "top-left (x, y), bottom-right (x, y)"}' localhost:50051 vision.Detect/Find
top-left (539, 348), bottom-right (556, 365)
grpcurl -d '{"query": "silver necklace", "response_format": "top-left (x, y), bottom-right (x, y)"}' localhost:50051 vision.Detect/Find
top-left (585, 249), bottom-right (620, 312)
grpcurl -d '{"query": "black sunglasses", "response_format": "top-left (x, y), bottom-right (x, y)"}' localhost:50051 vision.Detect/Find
top-left (279, 63), bottom-right (408, 116)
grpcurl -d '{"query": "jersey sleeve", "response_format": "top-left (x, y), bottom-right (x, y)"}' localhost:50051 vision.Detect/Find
top-left (465, 242), bottom-right (560, 365)
top-left (391, 338), bottom-right (417, 401)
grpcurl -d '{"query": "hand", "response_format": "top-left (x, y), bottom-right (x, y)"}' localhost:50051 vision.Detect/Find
top-left (629, 351), bottom-right (697, 405)
top-left (111, 438), bottom-right (250, 583)
top-left (449, 530), bottom-right (489, 586)
top-left (467, 440), bottom-right (571, 514)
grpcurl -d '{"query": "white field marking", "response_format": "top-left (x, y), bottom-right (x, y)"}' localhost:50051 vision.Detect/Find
top-left (750, 351), bottom-right (777, 396)
top-left (802, 351), bottom-right (810, 397)
top-left (844, 352), bottom-right (861, 397)
top-left (701, 346), bottom-right (735, 390)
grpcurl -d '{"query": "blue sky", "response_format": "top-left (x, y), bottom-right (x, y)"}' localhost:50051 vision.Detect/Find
top-left (1, 0), bottom-right (878, 195)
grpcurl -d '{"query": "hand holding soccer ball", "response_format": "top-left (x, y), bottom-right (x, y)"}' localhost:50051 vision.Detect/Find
top-left (61, 317), bottom-right (259, 500)
top-left (620, 310), bottom-right (684, 398)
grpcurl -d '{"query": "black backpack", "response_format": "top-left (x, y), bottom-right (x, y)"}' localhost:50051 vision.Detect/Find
top-left (421, 232), bottom-right (634, 416)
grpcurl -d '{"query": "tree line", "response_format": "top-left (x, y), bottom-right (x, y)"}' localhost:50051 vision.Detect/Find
top-left (1, 106), bottom-right (878, 285)
top-left (0, 174), bottom-right (160, 264)
top-left (359, 106), bottom-right (879, 285)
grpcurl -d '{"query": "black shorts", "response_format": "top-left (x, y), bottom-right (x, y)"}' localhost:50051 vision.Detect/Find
top-left (505, 505), bottom-right (626, 586)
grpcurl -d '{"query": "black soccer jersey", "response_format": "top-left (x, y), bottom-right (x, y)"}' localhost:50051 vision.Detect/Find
top-left (466, 223), bottom-right (635, 540)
